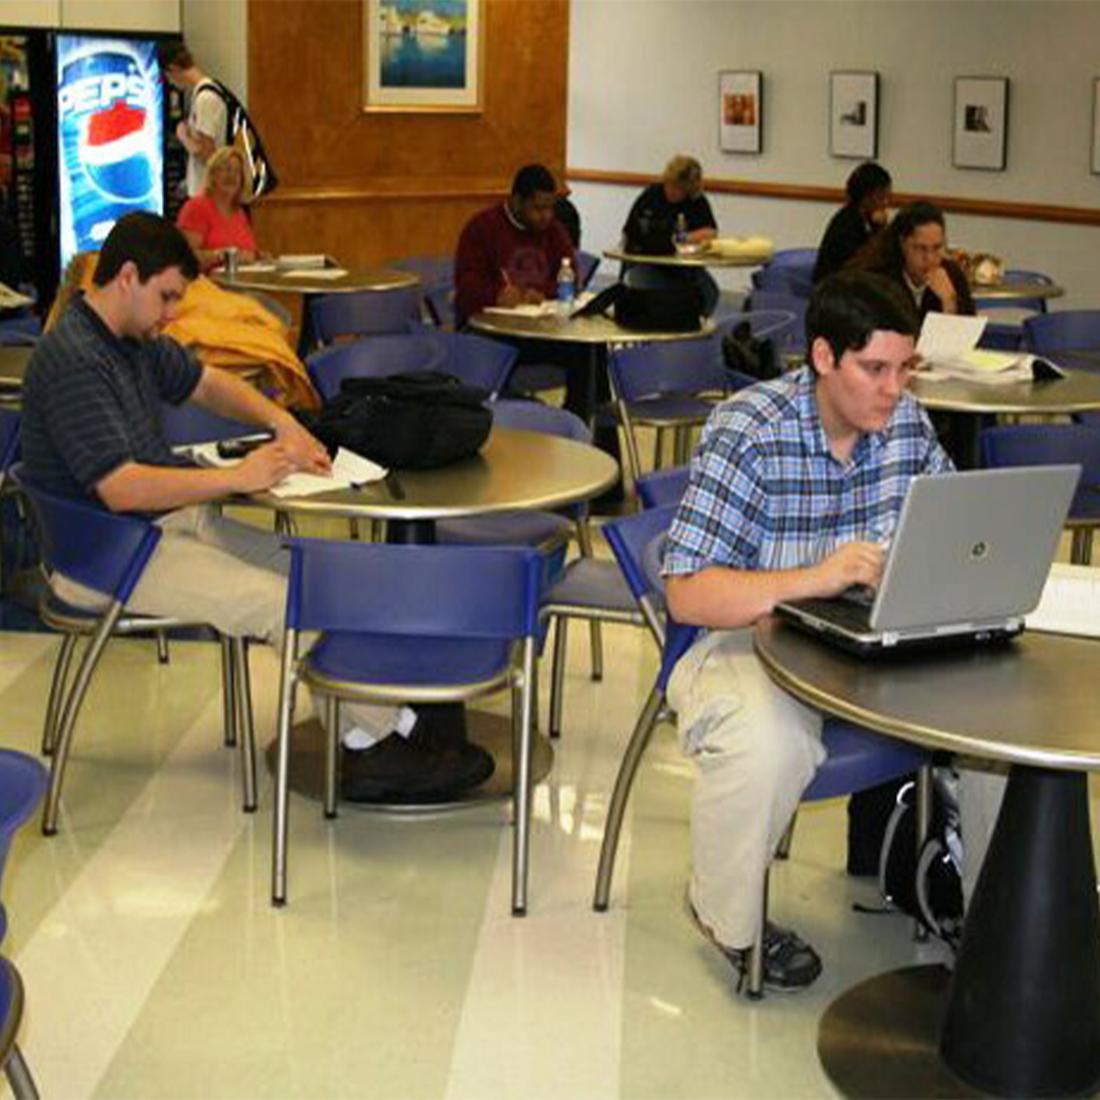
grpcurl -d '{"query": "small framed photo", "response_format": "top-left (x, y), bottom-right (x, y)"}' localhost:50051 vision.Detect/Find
top-left (953, 76), bottom-right (1009, 171)
top-left (830, 71), bottom-right (879, 159)
top-left (719, 70), bottom-right (762, 154)
top-left (1091, 79), bottom-right (1100, 175)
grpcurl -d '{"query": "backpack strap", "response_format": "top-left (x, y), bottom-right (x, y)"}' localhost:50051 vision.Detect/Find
top-left (192, 80), bottom-right (235, 146)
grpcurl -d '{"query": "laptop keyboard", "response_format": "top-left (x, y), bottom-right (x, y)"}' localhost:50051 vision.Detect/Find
top-left (790, 597), bottom-right (873, 633)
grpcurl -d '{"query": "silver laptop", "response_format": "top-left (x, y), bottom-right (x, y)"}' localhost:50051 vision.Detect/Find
top-left (775, 465), bottom-right (1079, 655)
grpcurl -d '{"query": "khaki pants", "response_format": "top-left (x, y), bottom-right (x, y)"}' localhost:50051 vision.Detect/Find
top-left (52, 505), bottom-right (399, 738)
top-left (667, 628), bottom-right (1007, 950)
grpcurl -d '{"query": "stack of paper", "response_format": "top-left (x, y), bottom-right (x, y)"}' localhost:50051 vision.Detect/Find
top-left (917, 313), bottom-right (1034, 384)
top-left (1025, 562), bottom-right (1100, 638)
top-left (276, 254), bottom-right (330, 269)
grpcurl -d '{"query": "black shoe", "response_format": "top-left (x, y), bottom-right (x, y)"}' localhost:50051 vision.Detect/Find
top-left (687, 898), bottom-right (822, 993)
top-left (342, 727), bottom-right (493, 804)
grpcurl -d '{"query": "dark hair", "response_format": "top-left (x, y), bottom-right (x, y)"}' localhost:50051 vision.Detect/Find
top-left (93, 212), bottom-right (199, 286)
top-left (158, 40), bottom-right (194, 70)
top-left (846, 162), bottom-right (892, 205)
top-left (847, 200), bottom-right (947, 280)
top-left (511, 164), bottom-right (556, 200)
top-left (806, 270), bottom-right (919, 365)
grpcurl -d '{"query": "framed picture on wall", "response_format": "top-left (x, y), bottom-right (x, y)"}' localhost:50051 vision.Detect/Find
top-left (953, 76), bottom-right (1009, 170)
top-left (719, 70), bottom-right (762, 154)
top-left (363, 0), bottom-right (483, 113)
top-left (829, 71), bottom-right (878, 159)
top-left (1091, 79), bottom-right (1100, 174)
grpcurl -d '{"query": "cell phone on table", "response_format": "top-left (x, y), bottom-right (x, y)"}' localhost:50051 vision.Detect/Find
top-left (216, 432), bottom-right (274, 459)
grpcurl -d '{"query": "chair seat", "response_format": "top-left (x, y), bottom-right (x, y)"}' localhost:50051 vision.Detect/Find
top-left (305, 632), bottom-right (514, 691)
top-left (626, 395), bottom-right (716, 426)
top-left (805, 721), bottom-right (926, 802)
top-left (39, 592), bottom-right (197, 635)
top-left (544, 557), bottom-right (643, 616)
top-left (506, 363), bottom-right (567, 394)
top-left (435, 511), bottom-right (572, 548)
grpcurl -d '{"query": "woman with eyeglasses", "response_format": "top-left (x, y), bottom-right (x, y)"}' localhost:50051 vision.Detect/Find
top-left (850, 201), bottom-right (974, 320)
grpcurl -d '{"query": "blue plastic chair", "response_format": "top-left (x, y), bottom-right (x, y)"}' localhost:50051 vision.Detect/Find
top-left (980, 423), bottom-right (1100, 564)
top-left (0, 750), bottom-right (46, 944)
top-left (309, 285), bottom-right (423, 347)
top-left (749, 290), bottom-right (808, 363)
top-left (752, 264), bottom-right (813, 298)
top-left (591, 529), bottom-right (930, 998)
top-left (271, 539), bottom-right (544, 914)
top-left (12, 467), bottom-right (257, 835)
top-left (636, 465), bottom-right (689, 511)
top-left (770, 248), bottom-right (819, 269)
top-left (160, 401), bottom-right (253, 446)
top-left (608, 335), bottom-right (730, 486)
top-left (306, 334), bottom-right (448, 402)
top-left (576, 249), bottom-right (600, 290)
top-left (974, 269), bottom-right (1055, 317)
top-left (424, 282), bottom-right (456, 329)
top-left (1024, 310), bottom-right (1100, 359)
top-left (391, 254), bottom-right (452, 292)
top-left (0, 955), bottom-right (37, 1098)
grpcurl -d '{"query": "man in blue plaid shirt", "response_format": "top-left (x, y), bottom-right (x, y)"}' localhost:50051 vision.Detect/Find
top-left (663, 271), bottom-right (953, 990)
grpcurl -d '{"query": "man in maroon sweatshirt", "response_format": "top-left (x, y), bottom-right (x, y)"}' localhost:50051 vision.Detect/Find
top-left (454, 164), bottom-right (575, 328)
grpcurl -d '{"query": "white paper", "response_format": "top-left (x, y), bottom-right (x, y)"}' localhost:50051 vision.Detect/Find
top-left (276, 254), bottom-right (329, 269)
top-left (482, 301), bottom-right (560, 318)
top-left (281, 267), bottom-right (348, 281)
top-left (233, 262), bottom-right (278, 274)
top-left (1025, 563), bottom-right (1100, 638)
top-left (185, 442), bottom-right (386, 497)
top-left (916, 312), bottom-right (988, 364)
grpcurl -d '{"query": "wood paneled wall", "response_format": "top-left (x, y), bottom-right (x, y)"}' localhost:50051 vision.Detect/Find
top-left (247, 0), bottom-right (570, 266)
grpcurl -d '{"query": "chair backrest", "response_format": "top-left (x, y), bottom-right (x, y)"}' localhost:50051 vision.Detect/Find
top-left (309, 286), bottom-right (423, 345)
top-left (609, 336), bottom-right (728, 403)
top-left (713, 308), bottom-right (796, 343)
top-left (159, 401), bottom-right (253, 446)
top-left (980, 423), bottom-right (1100, 518)
top-left (285, 538), bottom-right (543, 640)
top-left (0, 408), bottom-right (19, 476)
top-left (770, 248), bottom-right (818, 268)
top-left (973, 270), bottom-right (1055, 316)
top-left (0, 749), bottom-right (46, 905)
top-left (306, 334), bottom-right (449, 402)
top-left (749, 291), bottom-right (808, 358)
top-left (489, 398), bottom-right (591, 443)
top-left (390, 255), bottom-right (452, 292)
top-left (12, 465), bottom-right (160, 602)
top-left (431, 331), bottom-right (517, 397)
top-left (425, 282), bottom-right (456, 328)
top-left (1024, 310), bottom-right (1100, 355)
top-left (603, 505), bottom-right (677, 604)
top-left (575, 250), bottom-right (600, 290)
top-left (636, 465), bottom-right (689, 510)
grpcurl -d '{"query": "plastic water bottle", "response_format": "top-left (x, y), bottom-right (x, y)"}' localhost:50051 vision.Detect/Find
top-left (674, 213), bottom-right (688, 248)
top-left (556, 257), bottom-right (576, 313)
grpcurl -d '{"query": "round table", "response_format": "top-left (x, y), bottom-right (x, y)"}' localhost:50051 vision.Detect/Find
top-left (909, 367), bottom-right (1100, 468)
top-left (603, 247), bottom-right (772, 269)
top-left (0, 345), bottom-right (32, 404)
top-left (754, 616), bottom-right (1100, 1098)
top-left (255, 424), bottom-right (619, 541)
top-left (970, 280), bottom-right (1065, 303)
top-left (213, 264), bottom-right (420, 354)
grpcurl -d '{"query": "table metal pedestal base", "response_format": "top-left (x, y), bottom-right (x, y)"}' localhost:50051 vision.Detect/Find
top-left (265, 711), bottom-right (553, 815)
top-left (819, 965), bottom-right (980, 1098)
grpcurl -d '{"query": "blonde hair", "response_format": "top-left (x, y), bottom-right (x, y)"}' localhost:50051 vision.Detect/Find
top-left (661, 155), bottom-right (703, 199)
top-left (203, 146), bottom-right (252, 204)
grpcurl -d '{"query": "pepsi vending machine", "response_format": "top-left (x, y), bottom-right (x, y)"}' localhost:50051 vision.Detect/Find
top-left (55, 34), bottom-right (164, 270)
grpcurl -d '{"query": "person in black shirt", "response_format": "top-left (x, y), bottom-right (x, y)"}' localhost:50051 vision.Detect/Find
top-left (812, 162), bottom-right (892, 284)
top-left (621, 155), bottom-right (720, 314)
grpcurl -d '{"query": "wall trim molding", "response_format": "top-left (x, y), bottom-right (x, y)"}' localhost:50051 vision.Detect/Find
top-left (261, 183), bottom-right (508, 206)
top-left (566, 168), bottom-right (1100, 228)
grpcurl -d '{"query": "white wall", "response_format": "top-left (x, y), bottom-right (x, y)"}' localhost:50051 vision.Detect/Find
top-left (0, 0), bottom-right (179, 30)
top-left (568, 0), bottom-right (1100, 304)
top-left (182, 0), bottom-right (246, 102)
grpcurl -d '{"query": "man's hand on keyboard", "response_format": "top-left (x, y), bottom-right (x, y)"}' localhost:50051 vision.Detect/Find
top-left (812, 541), bottom-right (885, 599)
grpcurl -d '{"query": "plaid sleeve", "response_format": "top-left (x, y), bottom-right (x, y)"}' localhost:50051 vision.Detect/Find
top-left (150, 338), bottom-right (202, 405)
top-left (663, 422), bottom-right (769, 577)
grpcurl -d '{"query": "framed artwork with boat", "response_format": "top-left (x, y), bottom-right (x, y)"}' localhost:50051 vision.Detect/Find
top-left (364, 0), bottom-right (483, 112)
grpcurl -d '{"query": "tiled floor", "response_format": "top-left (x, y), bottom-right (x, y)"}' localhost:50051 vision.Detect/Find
top-left (0, 528), bottom-right (1095, 1099)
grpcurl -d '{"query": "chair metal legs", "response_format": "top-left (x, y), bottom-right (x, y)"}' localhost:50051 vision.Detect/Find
top-left (41, 603), bottom-right (125, 835)
top-left (322, 696), bottom-right (339, 820)
top-left (575, 519), bottom-right (603, 684)
top-left (1071, 528), bottom-right (1094, 565)
top-left (271, 629), bottom-right (299, 906)
top-left (220, 637), bottom-right (237, 748)
top-left (745, 867), bottom-right (769, 1000)
top-left (4, 1045), bottom-right (38, 1100)
top-left (155, 629), bottom-right (169, 664)
top-left (230, 638), bottom-right (257, 813)
top-left (549, 618), bottom-right (568, 739)
top-left (41, 633), bottom-right (78, 756)
top-left (593, 683), bottom-right (665, 911)
top-left (512, 637), bottom-right (537, 916)
top-left (775, 815), bottom-right (796, 861)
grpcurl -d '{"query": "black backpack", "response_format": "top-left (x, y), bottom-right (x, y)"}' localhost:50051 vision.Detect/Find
top-left (194, 81), bottom-right (279, 201)
top-left (721, 321), bottom-right (780, 382)
top-left (302, 371), bottom-right (492, 471)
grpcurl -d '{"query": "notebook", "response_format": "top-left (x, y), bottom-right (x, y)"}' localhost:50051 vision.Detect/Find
top-left (775, 465), bottom-right (1079, 656)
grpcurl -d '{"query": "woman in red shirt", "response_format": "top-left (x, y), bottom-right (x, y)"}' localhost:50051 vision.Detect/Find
top-left (176, 146), bottom-right (260, 270)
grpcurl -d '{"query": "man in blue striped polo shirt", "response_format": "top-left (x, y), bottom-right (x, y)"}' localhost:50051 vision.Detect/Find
top-left (663, 271), bottom-right (953, 991)
top-left (21, 213), bottom-right (429, 781)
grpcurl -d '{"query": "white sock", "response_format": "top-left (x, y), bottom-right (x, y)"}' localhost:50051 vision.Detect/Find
top-left (341, 707), bottom-right (417, 750)
top-left (342, 726), bottom-right (383, 751)
top-left (393, 706), bottom-right (418, 738)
